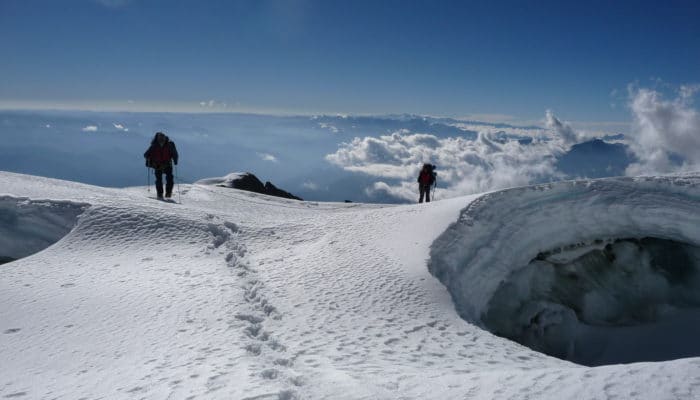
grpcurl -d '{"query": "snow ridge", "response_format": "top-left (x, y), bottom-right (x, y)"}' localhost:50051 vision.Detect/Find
top-left (430, 175), bottom-right (700, 324)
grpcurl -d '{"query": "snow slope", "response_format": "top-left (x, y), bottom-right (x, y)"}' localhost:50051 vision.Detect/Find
top-left (2, 171), bottom-right (700, 399)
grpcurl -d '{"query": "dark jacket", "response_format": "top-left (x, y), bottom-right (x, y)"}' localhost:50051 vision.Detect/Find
top-left (144, 137), bottom-right (178, 169)
top-left (417, 166), bottom-right (436, 186)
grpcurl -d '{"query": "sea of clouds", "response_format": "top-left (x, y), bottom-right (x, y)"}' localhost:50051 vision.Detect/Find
top-left (0, 83), bottom-right (697, 203)
top-left (325, 83), bottom-right (699, 202)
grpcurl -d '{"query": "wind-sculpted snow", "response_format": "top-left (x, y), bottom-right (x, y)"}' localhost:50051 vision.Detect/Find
top-left (429, 175), bottom-right (700, 365)
top-left (3, 171), bottom-right (700, 399)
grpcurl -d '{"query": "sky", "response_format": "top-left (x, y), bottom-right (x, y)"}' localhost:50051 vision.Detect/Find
top-left (1, 0), bottom-right (699, 124)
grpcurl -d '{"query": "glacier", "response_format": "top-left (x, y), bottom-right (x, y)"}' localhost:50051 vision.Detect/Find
top-left (2, 171), bottom-right (700, 399)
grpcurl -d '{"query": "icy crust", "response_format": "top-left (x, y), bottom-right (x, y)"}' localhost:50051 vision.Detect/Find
top-left (429, 175), bottom-right (700, 325)
top-left (0, 196), bottom-right (88, 262)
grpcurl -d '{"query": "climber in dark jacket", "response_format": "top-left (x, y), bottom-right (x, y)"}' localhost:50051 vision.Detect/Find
top-left (144, 132), bottom-right (179, 199)
top-left (417, 163), bottom-right (436, 203)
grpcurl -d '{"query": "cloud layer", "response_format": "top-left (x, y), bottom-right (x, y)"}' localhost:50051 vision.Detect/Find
top-left (626, 85), bottom-right (700, 175)
top-left (326, 121), bottom-right (570, 202)
top-left (326, 84), bottom-right (700, 203)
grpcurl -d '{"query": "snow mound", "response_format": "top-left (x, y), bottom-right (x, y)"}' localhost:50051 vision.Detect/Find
top-left (0, 196), bottom-right (87, 264)
top-left (429, 175), bottom-right (700, 365)
top-left (195, 172), bottom-right (247, 187)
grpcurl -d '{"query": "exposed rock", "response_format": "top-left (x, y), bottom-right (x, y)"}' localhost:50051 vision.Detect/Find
top-left (201, 172), bottom-right (302, 201)
top-left (263, 181), bottom-right (302, 201)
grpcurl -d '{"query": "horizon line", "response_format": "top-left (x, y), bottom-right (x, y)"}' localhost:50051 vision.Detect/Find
top-left (0, 100), bottom-right (632, 132)
top-left (0, 100), bottom-right (552, 128)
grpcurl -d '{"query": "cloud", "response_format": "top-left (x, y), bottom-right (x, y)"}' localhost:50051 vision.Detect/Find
top-left (318, 122), bottom-right (340, 133)
top-left (302, 181), bottom-right (319, 190)
top-left (82, 125), bottom-right (98, 132)
top-left (326, 121), bottom-right (569, 202)
top-left (199, 100), bottom-right (228, 109)
top-left (258, 153), bottom-right (278, 163)
top-left (625, 84), bottom-right (700, 175)
top-left (365, 181), bottom-right (398, 198)
top-left (680, 84), bottom-right (700, 100)
top-left (545, 110), bottom-right (581, 146)
top-left (113, 123), bottom-right (128, 131)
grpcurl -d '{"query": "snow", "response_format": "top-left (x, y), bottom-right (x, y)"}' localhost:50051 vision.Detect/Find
top-left (0, 197), bottom-right (87, 261)
top-left (2, 171), bottom-right (700, 399)
top-left (196, 172), bottom-right (248, 188)
top-left (430, 175), bottom-right (700, 366)
top-left (430, 175), bottom-right (700, 321)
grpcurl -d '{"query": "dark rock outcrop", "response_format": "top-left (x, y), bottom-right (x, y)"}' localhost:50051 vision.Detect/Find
top-left (263, 181), bottom-right (302, 200)
top-left (219, 172), bottom-right (302, 201)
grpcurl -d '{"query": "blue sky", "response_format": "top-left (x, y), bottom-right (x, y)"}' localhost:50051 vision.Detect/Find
top-left (1, 0), bottom-right (699, 123)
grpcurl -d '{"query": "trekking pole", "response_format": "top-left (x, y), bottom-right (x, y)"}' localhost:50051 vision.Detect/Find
top-left (175, 164), bottom-right (182, 204)
top-left (147, 166), bottom-right (151, 193)
top-left (432, 177), bottom-right (437, 201)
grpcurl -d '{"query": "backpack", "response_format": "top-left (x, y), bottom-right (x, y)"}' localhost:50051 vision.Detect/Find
top-left (418, 164), bottom-right (437, 185)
